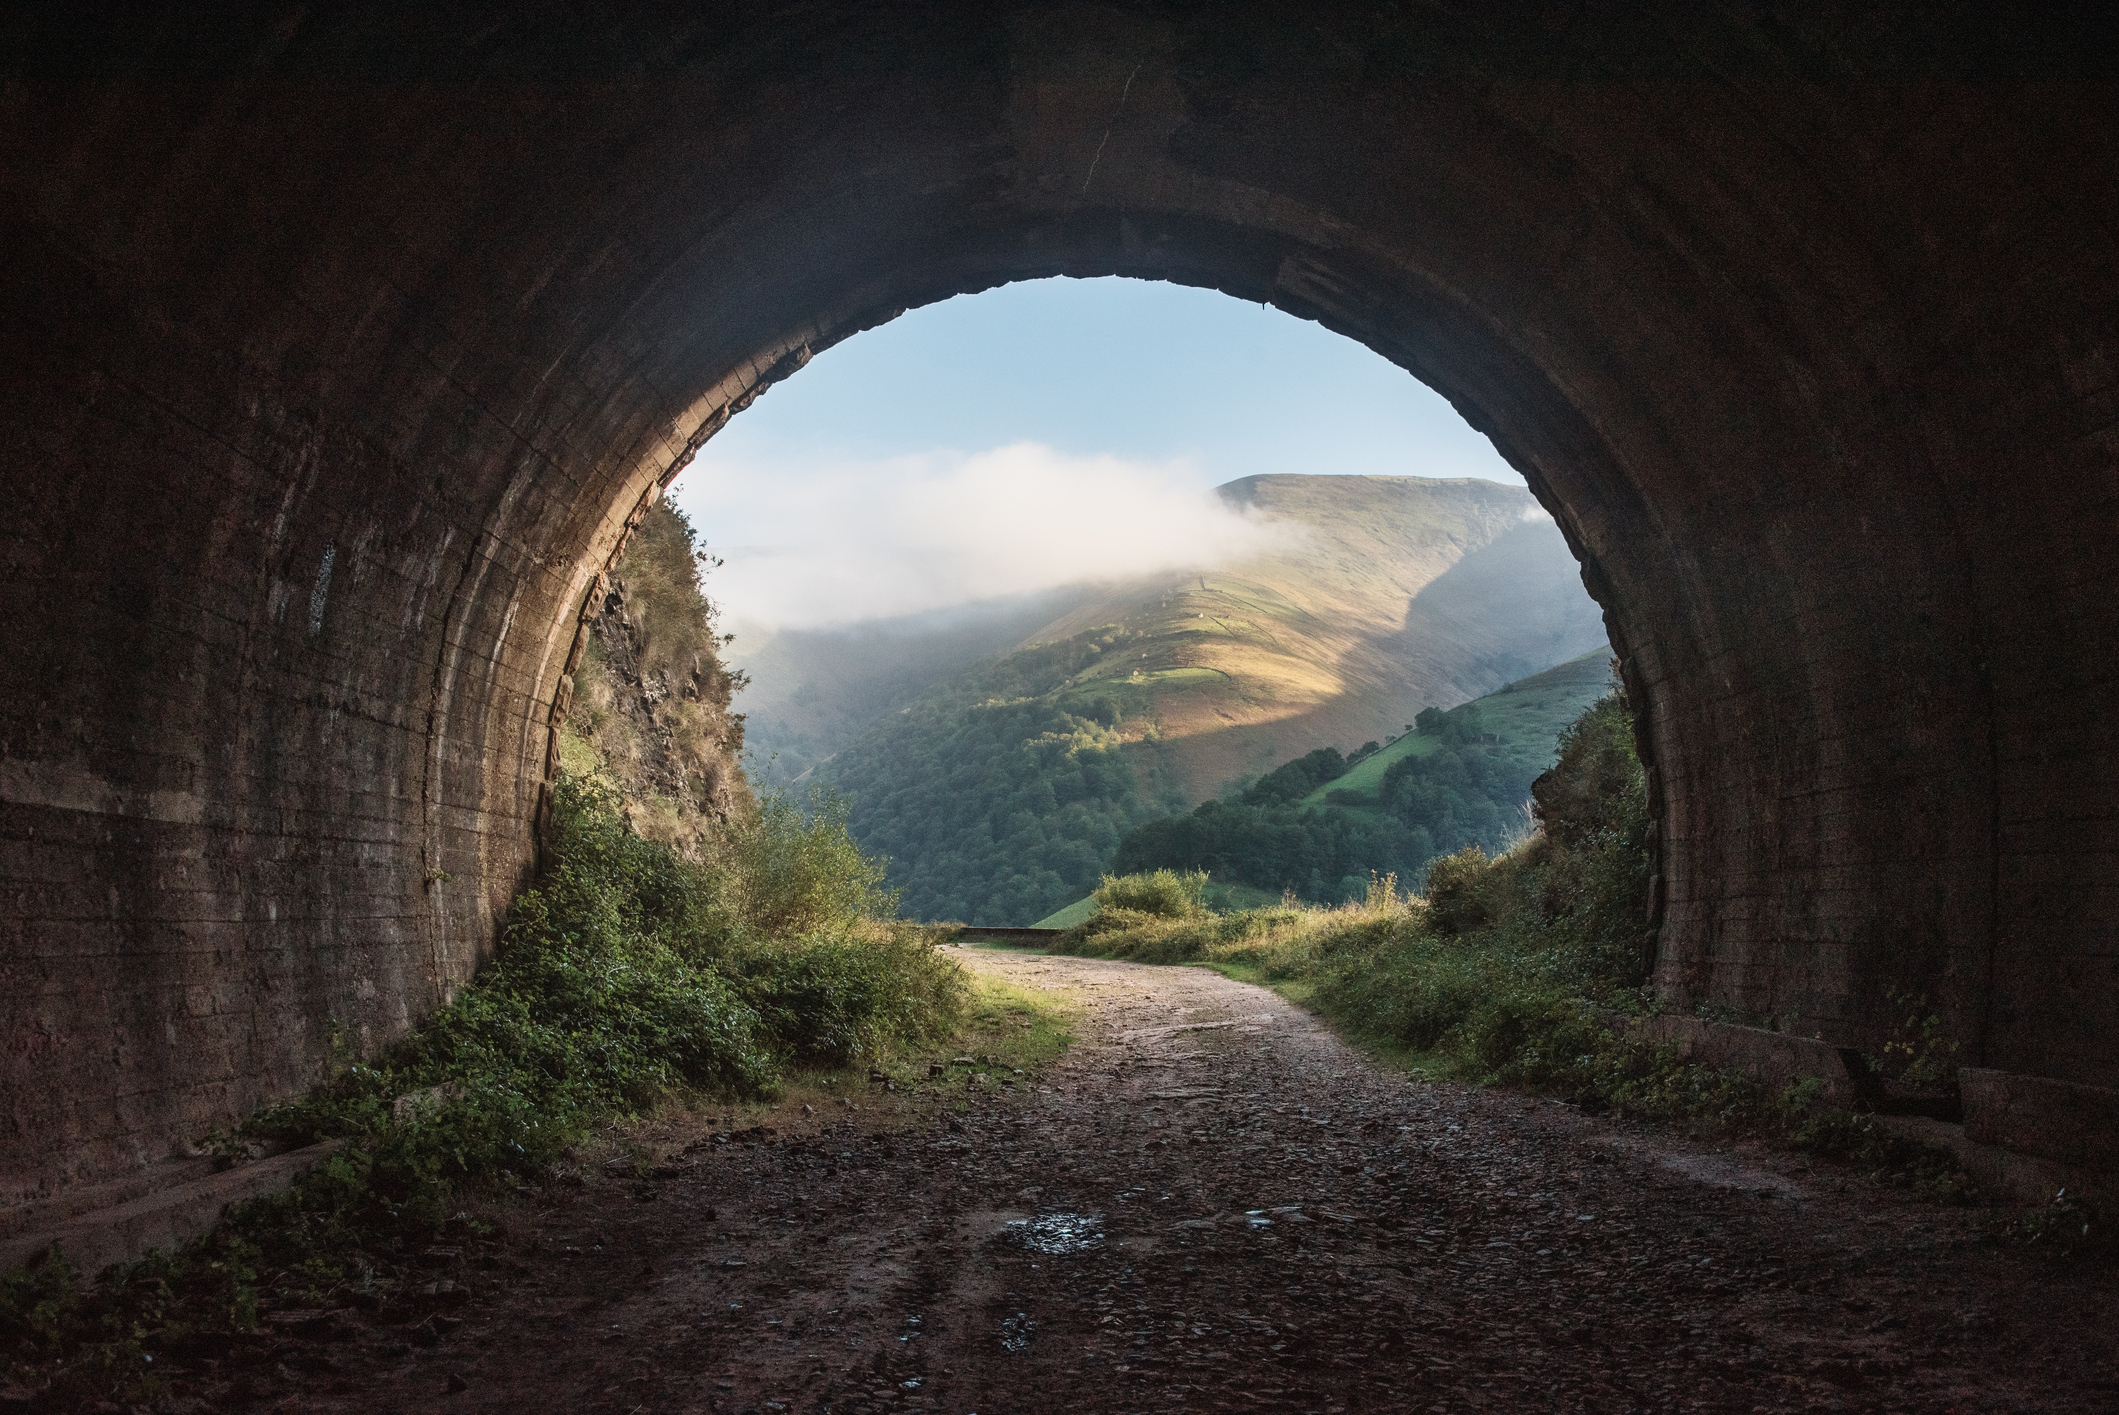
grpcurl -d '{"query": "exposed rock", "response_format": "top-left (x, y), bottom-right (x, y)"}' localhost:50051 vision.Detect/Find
top-left (566, 502), bottom-right (750, 857)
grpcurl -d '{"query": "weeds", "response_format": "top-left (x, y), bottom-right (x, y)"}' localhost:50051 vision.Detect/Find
top-left (3, 772), bottom-right (965, 1400)
top-left (1064, 685), bottom-right (1994, 1213)
top-left (1090, 867), bottom-right (1211, 919)
top-left (1874, 988), bottom-right (1962, 1093)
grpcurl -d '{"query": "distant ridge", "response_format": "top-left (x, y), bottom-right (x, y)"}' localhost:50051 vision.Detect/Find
top-left (1004, 474), bottom-right (1605, 802)
top-left (727, 585), bottom-right (1102, 785)
top-left (805, 473), bottom-right (1607, 925)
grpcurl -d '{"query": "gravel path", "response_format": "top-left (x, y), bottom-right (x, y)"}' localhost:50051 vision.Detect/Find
top-left (225, 951), bottom-right (2116, 1413)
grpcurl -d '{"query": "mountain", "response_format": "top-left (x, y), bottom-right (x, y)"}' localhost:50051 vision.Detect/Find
top-left (1107, 650), bottom-right (1616, 902)
top-left (1016, 475), bottom-right (1605, 800)
top-left (727, 585), bottom-right (1103, 786)
top-left (809, 474), bottom-right (1608, 924)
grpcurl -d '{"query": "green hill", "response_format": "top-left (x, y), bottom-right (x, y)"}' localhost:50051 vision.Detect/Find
top-left (1019, 475), bottom-right (1609, 803)
top-left (1296, 650), bottom-right (1614, 816)
top-left (804, 624), bottom-right (1191, 926)
top-left (810, 475), bottom-right (1607, 924)
top-left (1109, 651), bottom-right (1615, 902)
top-left (726, 585), bottom-right (1102, 786)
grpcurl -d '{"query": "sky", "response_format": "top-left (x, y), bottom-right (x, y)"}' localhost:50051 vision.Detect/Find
top-left (670, 276), bottom-right (1522, 631)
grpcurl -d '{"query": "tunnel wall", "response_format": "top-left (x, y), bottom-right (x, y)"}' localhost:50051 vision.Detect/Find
top-left (2, 6), bottom-right (2115, 1204)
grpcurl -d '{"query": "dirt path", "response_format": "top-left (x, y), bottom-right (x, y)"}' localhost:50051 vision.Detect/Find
top-left (215, 952), bottom-right (2114, 1414)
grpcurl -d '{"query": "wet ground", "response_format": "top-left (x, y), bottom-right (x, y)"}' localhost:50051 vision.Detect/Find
top-left (191, 952), bottom-right (2115, 1413)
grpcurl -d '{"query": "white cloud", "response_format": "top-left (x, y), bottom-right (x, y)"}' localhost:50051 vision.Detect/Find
top-left (673, 442), bottom-right (1300, 630)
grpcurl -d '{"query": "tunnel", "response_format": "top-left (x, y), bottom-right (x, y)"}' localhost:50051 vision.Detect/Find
top-left (2, 5), bottom-right (2115, 1207)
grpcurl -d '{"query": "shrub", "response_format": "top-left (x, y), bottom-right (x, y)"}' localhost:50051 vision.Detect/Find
top-left (731, 923), bottom-right (966, 1065)
top-left (722, 787), bottom-right (901, 939)
top-left (1531, 687), bottom-right (1644, 851)
top-left (1091, 868), bottom-right (1210, 919)
top-left (1422, 846), bottom-right (1497, 935)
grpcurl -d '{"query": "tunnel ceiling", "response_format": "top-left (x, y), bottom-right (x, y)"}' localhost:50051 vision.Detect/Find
top-left (2, 6), bottom-right (2116, 1202)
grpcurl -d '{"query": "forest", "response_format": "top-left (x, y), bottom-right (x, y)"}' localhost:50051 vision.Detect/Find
top-left (821, 625), bottom-right (1190, 924)
top-left (1111, 653), bottom-right (1614, 902)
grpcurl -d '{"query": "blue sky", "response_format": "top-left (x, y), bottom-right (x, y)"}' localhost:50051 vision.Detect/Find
top-left (671, 276), bottom-right (1520, 629)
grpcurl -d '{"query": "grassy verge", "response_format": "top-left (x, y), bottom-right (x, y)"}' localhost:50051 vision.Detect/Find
top-left (1053, 693), bottom-right (2062, 1231)
top-left (496, 970), bottom-right (1081, 1187)
top-left (1058, 881), bottom-right (2000, 1204)
top-left (0, 774), bottom-right (978, 1405)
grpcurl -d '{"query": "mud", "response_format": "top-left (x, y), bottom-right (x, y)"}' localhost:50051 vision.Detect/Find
top-left (186, 953), bottom-right (2115, 1412)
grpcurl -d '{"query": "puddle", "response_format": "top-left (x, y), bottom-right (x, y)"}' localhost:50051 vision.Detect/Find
top-left (1005, 1211), bottom-right (1105, 1254)
top-left (1000, 1311), bottom-right (1036, 1352)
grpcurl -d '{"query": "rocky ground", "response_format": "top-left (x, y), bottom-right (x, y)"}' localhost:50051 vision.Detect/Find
top-left (181, 952), bottom-right (2114, 1414)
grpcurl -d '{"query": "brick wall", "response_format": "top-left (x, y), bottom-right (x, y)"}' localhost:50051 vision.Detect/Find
top-left (2, 6), bottom-right (2113, 1203)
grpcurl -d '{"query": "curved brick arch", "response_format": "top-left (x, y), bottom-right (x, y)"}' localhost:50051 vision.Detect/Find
top-left (4, 7), bottom-right (2114, 1201)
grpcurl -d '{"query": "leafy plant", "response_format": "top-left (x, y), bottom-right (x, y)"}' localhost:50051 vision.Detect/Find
top-left (1875, 988), bottom-right (1961, 1092)
top-left (2, 770), bottom-right (965, 1396)
top-left (1091, 868), bottom-right (1210, 918)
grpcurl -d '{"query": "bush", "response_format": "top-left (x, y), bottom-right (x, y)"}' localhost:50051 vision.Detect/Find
top-left (724, 787), bottom-right (902, 939)
top-left (3, 769), bottom-right (967, 1393)
top-left (731, 923), bottom-right (966, 1065)
top-left (1091, 868), bottom-right (1210, 919)
top-left (1422, 846), bottom-right (1494, 935)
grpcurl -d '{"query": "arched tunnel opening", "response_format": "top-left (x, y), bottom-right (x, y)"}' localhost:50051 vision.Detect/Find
top-left (3, 8), bottom-right (2116, 1394)
top-left (661, 272), bottom-right (1607, 920)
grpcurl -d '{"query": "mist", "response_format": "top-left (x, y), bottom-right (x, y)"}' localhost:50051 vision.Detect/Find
top-left (676, 442), bottom-right (1303, 631)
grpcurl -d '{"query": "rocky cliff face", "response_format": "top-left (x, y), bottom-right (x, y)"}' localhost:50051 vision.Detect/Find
top-left (562, 503), bottom-right (750, 856)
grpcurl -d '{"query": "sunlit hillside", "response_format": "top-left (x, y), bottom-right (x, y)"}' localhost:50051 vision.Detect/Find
top-left (1014, 474), bottom-right (1606, 801)
top-left (729, 586), bottom-right (1102, 785)
top-left (812, 474), bottom-right (1608, 923)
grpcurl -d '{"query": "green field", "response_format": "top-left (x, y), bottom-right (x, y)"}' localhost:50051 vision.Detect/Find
top-left (1297, 649), bottom-right (1613, 815)
top-left (1031, 895), bottom-right (1098, 929)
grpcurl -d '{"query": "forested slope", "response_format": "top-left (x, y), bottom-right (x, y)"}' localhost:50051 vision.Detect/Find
top-left (1110, 651), bottom-right (1614, 902)
top-left (728, 585), bottom-right (1101, 786)
top-left (813, 625), bottom-right (1189, 924)
top-left (815, 475), bottom-right (1605, 923)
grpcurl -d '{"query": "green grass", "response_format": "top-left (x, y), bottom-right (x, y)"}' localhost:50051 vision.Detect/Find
top-left (953, 973), bottom-right (1080, 1073)
top-left (1032, 895), bottom-right (1098, 929)
top-left (1298, 650), bottom-right (1612, 811)
top-left (0, 773), bottom-right (975, 1404)
top-left (802, 970), bottom-right (1081, 1116)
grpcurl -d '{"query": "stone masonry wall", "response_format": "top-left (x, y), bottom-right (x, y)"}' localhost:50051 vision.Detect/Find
top-left (1, 6), bottom-right (2114, 1205)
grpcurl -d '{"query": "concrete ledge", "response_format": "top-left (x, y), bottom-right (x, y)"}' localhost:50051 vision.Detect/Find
top-left (1872, 1115), bottom-right (2097, 1206)
top-left (1961, 1068), bottom-right (2119, 1172)
top-left (0, 1155), bottom-right (222, 1243)
top-left (0, 1140), bottom-right (346, 1279)
top-left (1636, 1017), bottom-right (1858, 1105)
top-left (953, 927), bottom-right (1064, 945)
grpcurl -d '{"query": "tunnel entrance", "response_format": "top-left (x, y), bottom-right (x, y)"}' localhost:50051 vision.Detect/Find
top-left (5, 7), bottom-right (2115, 1204)
top-left (665, 273), bottom-right (1610, 925)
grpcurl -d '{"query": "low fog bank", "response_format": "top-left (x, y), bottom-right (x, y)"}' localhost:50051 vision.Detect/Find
top-left (678, 442), bottom-right (1304, 632)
